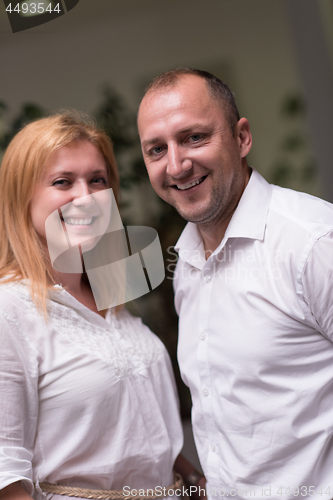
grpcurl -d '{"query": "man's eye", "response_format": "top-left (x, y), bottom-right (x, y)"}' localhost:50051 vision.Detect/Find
top-left (150, 146), bottom-right (164, 156)
top-left (189, 134), bottom-right (202, 142)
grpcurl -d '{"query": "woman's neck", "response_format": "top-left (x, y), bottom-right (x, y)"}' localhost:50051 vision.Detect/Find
top-left (53, 271), bottom-right (107, 318)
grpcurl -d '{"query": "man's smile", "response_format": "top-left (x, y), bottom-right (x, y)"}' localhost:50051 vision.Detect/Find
top-left (173, 175), bottom-right (207, 191)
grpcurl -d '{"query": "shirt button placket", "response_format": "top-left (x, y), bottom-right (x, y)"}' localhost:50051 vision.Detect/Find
top-left (200, 331), bottom-right (207, 340)
top-left (199, 264), bottom-right (220, 490)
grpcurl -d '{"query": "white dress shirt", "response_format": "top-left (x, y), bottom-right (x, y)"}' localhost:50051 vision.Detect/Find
top-left (0, 281), bottom-right (183, 498)
top-left (174, 170), bottom-right (333, 500)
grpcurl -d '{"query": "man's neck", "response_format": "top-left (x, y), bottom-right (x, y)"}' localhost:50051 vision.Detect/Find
top-left (197, 214), bottom-right (234, 260)
top-left (197, 165), bottom-right (252, 259)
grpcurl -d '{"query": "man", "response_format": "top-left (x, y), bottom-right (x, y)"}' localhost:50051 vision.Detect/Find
top-left (138, 68), bottom-right (333, 499)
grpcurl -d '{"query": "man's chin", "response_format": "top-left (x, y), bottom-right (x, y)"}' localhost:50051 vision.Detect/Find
top-left (175, 208), bottom-right (213, 225)
top-left (173, 201), bottom-right (223, 226)
top-left (161, 193), bottom-right (220, 224)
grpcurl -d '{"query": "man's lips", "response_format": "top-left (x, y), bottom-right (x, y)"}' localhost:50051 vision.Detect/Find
top-left (173, 175), bottom-right (207, 191)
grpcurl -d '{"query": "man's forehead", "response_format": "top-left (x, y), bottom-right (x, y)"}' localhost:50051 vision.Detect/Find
top-left (138, 79), bottom-right (228, 140)
top-left (138, 77), bottom-right (215, 130)
top-left (142, 74), bottom-right (209, 106)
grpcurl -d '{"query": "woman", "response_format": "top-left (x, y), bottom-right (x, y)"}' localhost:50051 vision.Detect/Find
top-left (0, 112), bottom-right (201, 500)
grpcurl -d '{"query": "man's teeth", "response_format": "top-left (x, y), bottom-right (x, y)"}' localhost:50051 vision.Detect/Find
top-left (64, 218), bottom-right (93, 226)
top-left (176, 177), bottom-right (204, 190)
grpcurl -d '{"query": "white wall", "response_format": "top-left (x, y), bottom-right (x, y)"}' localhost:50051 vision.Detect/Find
top-left (0, 0), bottom-right (317, 191)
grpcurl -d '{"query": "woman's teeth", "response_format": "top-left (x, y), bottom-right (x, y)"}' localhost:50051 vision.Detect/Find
top-left (64, 218), bottom-right (93, 226)
top-left (176, 176), bottom-right (205, 190)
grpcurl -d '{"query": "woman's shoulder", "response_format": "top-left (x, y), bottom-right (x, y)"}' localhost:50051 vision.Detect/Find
top-left (0, 279), bottom-right (31, 300)
top-left (0, 281), bottom-right (42, 364)
top-left (0, 280), bottom-right (40, 322)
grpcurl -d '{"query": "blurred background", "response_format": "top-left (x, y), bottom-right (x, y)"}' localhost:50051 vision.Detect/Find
top-left (1, 0), bottom-right (333, 470)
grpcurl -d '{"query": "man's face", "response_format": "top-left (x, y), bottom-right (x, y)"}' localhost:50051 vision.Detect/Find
top-left (138, 75), bottom-right (252, 228)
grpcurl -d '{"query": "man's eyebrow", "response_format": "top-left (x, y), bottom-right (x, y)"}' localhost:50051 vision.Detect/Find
top-left (141, 125), bottom-right (209, 149)
top-left (141, 138), bottom-right (161, 149)
top-left (178, 125), bottom-right (208, 134)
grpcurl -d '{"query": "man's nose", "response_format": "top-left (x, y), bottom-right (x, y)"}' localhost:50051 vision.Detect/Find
top-left (166, 144), bottom-right (192, 178)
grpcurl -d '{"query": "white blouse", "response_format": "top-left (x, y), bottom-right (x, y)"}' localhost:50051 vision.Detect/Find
top-left (0, 281), bottom-right (183, 498)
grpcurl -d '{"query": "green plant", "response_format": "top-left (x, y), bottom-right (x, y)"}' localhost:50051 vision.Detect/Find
top-left (269, 92), bottom-right (317, 190)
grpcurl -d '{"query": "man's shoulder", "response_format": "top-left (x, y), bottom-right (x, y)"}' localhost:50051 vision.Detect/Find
top-left (269, 183), bottom-right (333, 237)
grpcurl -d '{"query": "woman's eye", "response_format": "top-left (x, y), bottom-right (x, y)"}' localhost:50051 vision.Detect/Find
top-left (92, 177), bottom-right (107, 185)
top-left (52, 179), bottom-right (69, 186)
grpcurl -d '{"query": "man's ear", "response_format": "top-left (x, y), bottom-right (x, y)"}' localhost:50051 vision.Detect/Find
top-left (235, 118), bottom-right (252, 158)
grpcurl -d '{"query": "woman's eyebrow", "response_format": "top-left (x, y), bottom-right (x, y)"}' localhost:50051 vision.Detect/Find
top-left (46, 168), bottom-right (107, 178)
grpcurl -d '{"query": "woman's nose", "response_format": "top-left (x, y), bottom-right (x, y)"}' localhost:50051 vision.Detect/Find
top-left (71, 182), bottom-right (95, 207)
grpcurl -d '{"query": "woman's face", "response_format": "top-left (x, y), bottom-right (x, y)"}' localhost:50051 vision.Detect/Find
top-left (30, 140), bottom-right (112, 255)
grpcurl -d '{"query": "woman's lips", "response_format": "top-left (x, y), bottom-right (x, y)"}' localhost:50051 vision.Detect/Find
top-left (63, 216), bottom-right (95, 226)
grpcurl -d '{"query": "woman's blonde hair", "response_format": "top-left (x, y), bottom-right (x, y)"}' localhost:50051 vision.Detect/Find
top-left (0, 111), bottom-right (120, 313)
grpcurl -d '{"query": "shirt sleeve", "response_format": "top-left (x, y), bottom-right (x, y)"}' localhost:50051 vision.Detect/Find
top-left (302, 229), bottom-right (333, 340)
top-left (0, 310), bottom-right (38, 494)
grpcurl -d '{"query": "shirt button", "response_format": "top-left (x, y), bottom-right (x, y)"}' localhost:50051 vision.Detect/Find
top-left (203, 388), bottom-right (209, 397)
top-left (204, 275), bottom-right (211, 283)
top-left (200, 331), bottom-right (207, 340)
top-left (211, 443), bottom-right (216, 452)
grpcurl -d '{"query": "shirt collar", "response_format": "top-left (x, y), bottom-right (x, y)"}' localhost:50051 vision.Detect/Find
top-left (4, 280), bottom-right (112, 328)
top-left (50, 286), bottom-right (113, 327)
top-left (175, 169), bottom-right (273, 266)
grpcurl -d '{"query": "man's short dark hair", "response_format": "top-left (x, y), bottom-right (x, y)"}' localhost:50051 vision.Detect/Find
top-left (142, 68), bottom-right (240, 131)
